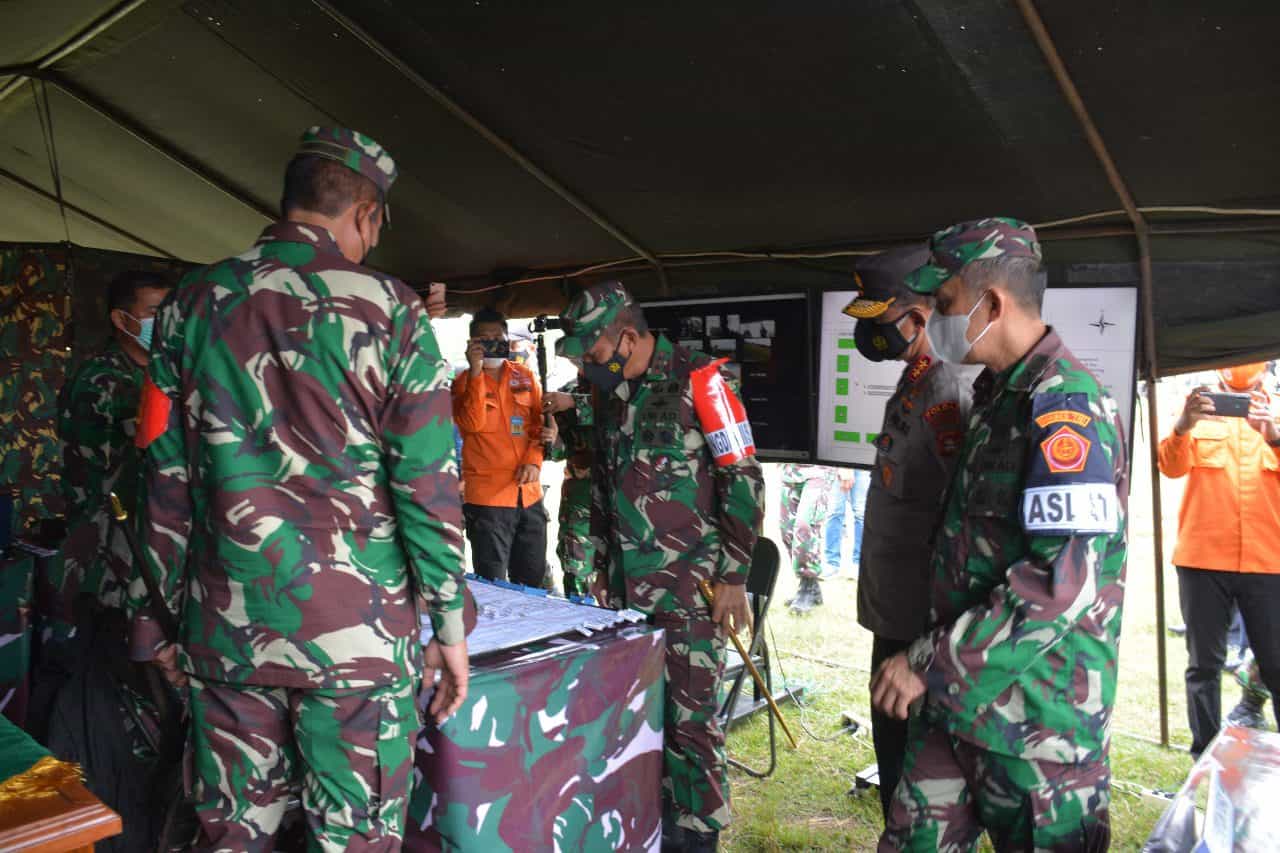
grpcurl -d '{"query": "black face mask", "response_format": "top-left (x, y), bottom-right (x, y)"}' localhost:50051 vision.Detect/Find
top-left (854, 314), bottom-right (916, 362)
top-left (583, 338), bottom-right (630, 391)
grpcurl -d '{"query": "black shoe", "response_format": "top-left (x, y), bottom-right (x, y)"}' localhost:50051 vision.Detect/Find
top-left (812, 578), bottom-right (824, 607)
top-left (1227, 693), bottom-right (1269, 730)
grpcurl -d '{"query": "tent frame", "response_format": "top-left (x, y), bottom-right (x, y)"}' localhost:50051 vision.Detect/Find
top-left (1016, 0), bottom-right (1169, 745)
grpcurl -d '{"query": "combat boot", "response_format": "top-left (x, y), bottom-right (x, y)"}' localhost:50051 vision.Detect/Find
top-left (812, 578), bottom-right (824, 608)
top-left (1227, 690), bottom-right (1269, 730)
top-left (789, 576), bottom-right (819, 615)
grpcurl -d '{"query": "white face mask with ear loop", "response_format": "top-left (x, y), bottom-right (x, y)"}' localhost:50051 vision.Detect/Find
top-left (926, 290), bottom-right (995, 365)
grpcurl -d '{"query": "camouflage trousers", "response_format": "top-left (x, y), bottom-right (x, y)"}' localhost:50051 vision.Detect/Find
top-left (187, 676), bottom-right (418, 853)
top-left (779, 477), bottom-right (832, 579)
top-left (881, 718), bottom-right (1110, 852)
top-left (558, 477), bottom-right (605, 599)
top-left (656, 613), bottom-right (729, 833)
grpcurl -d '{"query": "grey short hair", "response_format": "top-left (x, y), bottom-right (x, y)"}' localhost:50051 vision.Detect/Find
top-left (960, 256), bottom-right (1045, 312)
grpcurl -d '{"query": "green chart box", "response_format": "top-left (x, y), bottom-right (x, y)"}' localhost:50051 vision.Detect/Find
top-left (835, 405), bottom-right (848, 424)
top-left (834, 431), bottom-right (860, 443)
top-left (835, 378), bottom-right (849, 396)
top-left (837, 338), bottom-right (857, 350)
top-left (836, 355), bottom-right (850, 373)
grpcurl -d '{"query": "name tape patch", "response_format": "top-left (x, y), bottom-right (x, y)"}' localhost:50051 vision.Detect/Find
top-left (1022, 483), bottom-right (1119, 535)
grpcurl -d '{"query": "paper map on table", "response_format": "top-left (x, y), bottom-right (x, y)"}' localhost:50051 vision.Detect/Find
top-left (419, 577), bottom-right (648, 657)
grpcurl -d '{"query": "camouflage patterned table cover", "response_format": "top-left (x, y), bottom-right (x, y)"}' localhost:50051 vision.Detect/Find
top-left (406, 624), bottom-right (665, 852)
top-left (0, 551), bottom-right (35, 726)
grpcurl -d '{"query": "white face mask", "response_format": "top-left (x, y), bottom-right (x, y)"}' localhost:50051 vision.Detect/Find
top-left (927, 290), bottom-right (994, 365)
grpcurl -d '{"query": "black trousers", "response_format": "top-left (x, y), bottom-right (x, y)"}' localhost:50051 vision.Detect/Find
top-left (463, 497), bottom-right (548, 588)
top-left (1177, 566), bottom-right (1280, 755)
top-left (870, 634), bottom-right (913, 822)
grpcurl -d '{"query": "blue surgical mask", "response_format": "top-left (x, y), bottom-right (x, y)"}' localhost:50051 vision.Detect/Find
top-left (125, 312), bottom-right (155, 351)
top-left (926, 291), bottom-right (992, 365)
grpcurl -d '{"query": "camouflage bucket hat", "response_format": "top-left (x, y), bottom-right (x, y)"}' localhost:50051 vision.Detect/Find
top-left (296, 126), bottom-right (399, 197)
top-left (844, 244), bottom-right (931, 319)
top-left (906, 217), bottom-right (1041, 294)
top-left (555, 281), bottom-right (633, 358)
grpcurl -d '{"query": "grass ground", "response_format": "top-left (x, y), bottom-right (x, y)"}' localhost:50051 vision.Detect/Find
top-left (711, 376), bottom-right (1272, 851)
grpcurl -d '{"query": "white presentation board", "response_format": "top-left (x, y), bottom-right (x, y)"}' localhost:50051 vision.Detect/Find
top-left (816, 287), bottom-right (1138, 467)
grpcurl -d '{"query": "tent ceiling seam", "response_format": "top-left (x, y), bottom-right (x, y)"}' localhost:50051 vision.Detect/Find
top-left (0, 0), bottom-right (150, 103)
top-left (1014, 0), bottom-right (1170, 751)
top-left (0, 164), bottom-right (176, 257)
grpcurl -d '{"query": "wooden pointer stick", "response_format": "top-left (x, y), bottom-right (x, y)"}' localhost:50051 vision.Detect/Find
top-left (697, 579), bottom-right (798, 749)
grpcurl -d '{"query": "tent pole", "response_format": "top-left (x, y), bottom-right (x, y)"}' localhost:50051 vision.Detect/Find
top-left (1014, 0), bottom-right (1169, 746)
top-left (0, 0), bottom-right (149, 103)
top-left (309, 0), bottom-right (670, 295)
top-left (48, 75), bottom-right (277, 222)
top-left (0, 165), bottom-right (177, 258)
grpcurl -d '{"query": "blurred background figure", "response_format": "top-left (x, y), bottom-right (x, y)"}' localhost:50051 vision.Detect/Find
top-left (779, 464), bottom-right (836, 614)
top-left (824, 468), bottom-right (869, 579)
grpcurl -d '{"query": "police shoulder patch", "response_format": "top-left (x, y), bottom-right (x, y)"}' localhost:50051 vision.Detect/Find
top-left (1022, 393), bottom-right (1118, 536)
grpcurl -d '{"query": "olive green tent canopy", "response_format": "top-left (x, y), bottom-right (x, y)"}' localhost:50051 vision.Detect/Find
top-left (2, 0), bottom-right (1278, 373)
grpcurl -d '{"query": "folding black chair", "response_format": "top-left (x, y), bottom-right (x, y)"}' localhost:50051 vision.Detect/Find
top-left (718, 536), bottom-right (785, 778)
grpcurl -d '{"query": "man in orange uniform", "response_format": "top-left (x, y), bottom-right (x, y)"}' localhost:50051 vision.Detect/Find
top-left (452, 308), bottom-right (548, 587)
top-left (1158, 361), bottom-right (1280, 756)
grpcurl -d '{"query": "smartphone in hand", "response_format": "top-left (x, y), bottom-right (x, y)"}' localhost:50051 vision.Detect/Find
top-left (1202, 391), bottom-right (1250, 417)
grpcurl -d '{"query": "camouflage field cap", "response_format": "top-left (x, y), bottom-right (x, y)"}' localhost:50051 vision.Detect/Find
top-left (906, 216), bottom-right (1041, 294)
top-left (297, 126), bottom-right (399, 196)
top-left (844, 244), bottom-right (931, 319)
top-left (555, 281), bottom-right (633, 358)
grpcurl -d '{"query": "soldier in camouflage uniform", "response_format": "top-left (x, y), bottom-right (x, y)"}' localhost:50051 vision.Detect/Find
top-left (872, 219), bottom-right (1127, 851)
top-left (544, 377), bottom-right (610, 599)
top-left (49, 270), bottom-right (172, 785)
top-left (844, 245), bottom-right (973, 822)
top-left (57, 270), bottom-right (170, 632)
top-left (557, 281), bottom-right (765, 852)
top-left (127, 127), bottom-right (470, 852)
top-left (777, 464), bottom-right (834, 614)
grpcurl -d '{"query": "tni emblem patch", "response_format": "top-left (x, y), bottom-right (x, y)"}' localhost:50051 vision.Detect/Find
top-left (1040, 426), bottom-right (1090, 474)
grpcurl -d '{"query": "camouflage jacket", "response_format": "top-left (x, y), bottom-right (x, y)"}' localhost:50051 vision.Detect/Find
top-left (128, 222), bottom-right (466, 690)
top-left (907, 329), bottom-right (1128, 764)
top-left (593, 335), bottom-right (764, 617)
top-left (858, 355), bottom-right (972, 641)
top-left (57, 342), bottom-right (143, 614)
